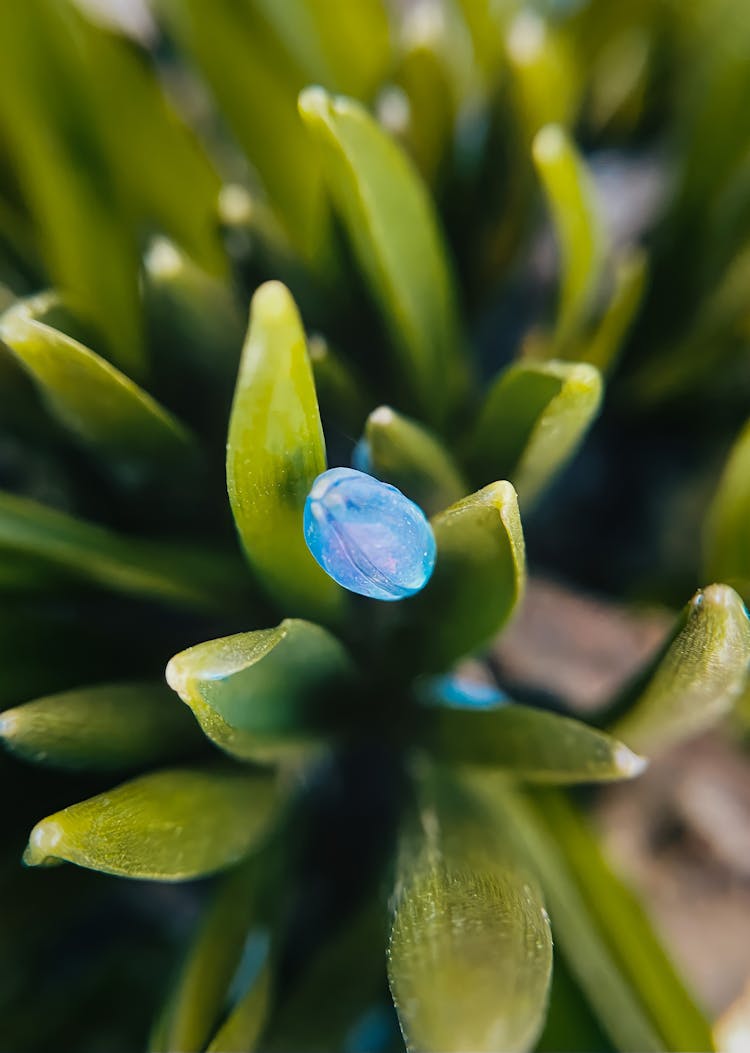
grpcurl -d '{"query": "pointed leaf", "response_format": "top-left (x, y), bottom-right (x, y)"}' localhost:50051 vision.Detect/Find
top-left (424, 702), bottom-right (646, 784)
top-left (532, 125), bottom-right (606, 347)
top-left (612, 585), bottom-right (750, 755)
top-left (392, 483), bottom-right (526, 673)
top-left (152, 859), bottom-right (270, 1053)
top-left (227, 281), bottom-right (343, 622)
top-left (299, 87), bottom-right (468, 427)
top-left (23, 767), bottom-right (278, 880)
top-left (705, 419), bottom-right (750, 594)
top-left (359, 405), bottom-right (467, 516)
top-left (0, 293), bottom-right (196, 473)
top-left (206, 952), bottom-right (271, 1053)
top-left (578, 248), bottom-right (647, 373)
top-left (473, 780), bottom-right (714, 1053)
top-left (308, 333), bottom-right (369, 435)
top-left (0, 681), bottom-right (203, 772)
top-left (166, 619), bottom-right (355, 762)
top-left (468, 360), bottom-right (602, 505)
top-left (388, 765), bottom-right (552, 1053)
top-left (506, 11), bottom-right (581, 138)
top-left (0, 490), bottom-right (247, 613)
top-left (160, 0), bottom-right (329, 263)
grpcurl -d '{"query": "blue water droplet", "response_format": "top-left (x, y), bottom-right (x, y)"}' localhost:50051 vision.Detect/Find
top-left (304, 467), bottom-right (436, 601)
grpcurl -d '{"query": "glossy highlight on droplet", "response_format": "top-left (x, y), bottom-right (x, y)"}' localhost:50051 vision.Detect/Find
top-left (303, 467), bottom-right (436, 601)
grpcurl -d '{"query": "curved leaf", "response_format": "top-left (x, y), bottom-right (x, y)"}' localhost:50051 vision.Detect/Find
top-left (532, 124), bottom-right (606, 347)
top-left (166, 619), bottom-right (355, 762)
top-left (0, 293), bottom-right (195, 472)
top-left (612, 584), bottom-right (750, 754)
top-left (299, 87), bottom-right (468, 427)
top-left (0, 681), bottom-right (203, 772)
top-left (227, 281), bottom-right (342, 622)
top-left (468, 360), bottom-right (602, 505)
top-left (705, 419), bottom-right (750, 593)
top-left (476, 780), bottom-right (715, 1053)
top-left (506, 11), bottom-right (581, 138)
top-left (152, 859), bottom-right (270, 1053)
top-left (392, 482), bottom-right (526, 673)
top-left (424, 703), bottom-right (646, 784)
top-left (23, 767), bottom-right (278, 880)
top-left (388, 765), bottom-right (552, 1053)
top-left (579, 248), bottom-right (647, 373)
top-left (359, 405), bottom-right (467, 516)
top-left (0, 490), bottom-right (247, 612)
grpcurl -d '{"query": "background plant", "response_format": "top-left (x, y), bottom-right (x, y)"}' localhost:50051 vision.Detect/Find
top-left (0, 1), bottom-right (749, 1051)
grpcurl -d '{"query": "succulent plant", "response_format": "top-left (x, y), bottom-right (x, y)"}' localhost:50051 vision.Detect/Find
top-left (1, 2), bottom-right (750, 1052)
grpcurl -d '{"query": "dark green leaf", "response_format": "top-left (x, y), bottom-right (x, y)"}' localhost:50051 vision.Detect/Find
top-left (0, 490), bottom-right (247, 613)
top-left (166, 619), bottom-right (355, 763)
top-left (612, 585), bottom-right (750, 754)
top-left (362, 405), bottom-right (467, 515)
top-left (392, 483), bottom-right (526, 673)
top-left (226, 281), bottom-right (343, 622)
top-left (0, 681), bottom-right (203, 772)
top-left (468, 360), bottom-right (602, 505)
top-left (299, 87), bottom-right (468, 428)
top-left (0, 293), bottom-right (196, 473)
top-left (23, 767), bottom-right (278, 880)
top-left (705, 419), bottom-right (750, 594)
top-left (424, 702), bottom-right (646, 783)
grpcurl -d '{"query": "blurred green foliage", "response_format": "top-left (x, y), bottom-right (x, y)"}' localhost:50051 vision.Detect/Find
top-left (0, 1), bottom-right (749, 1051)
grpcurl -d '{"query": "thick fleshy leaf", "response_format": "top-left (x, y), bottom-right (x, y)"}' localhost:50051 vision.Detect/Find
top-left (0, 490), bottom-right (247, 612)
top-left (166, 619), bottom-right (354, 762)
top-left (299, 87), bottom-right (468, 427)
top-left (612, 585), bottom-right (750, 755)
top-left (424, 702), bottom-right (646, 784)
top-left (160, 0), bottom-right (329, 263)
top-left (473, 779), bottom-right (714, 1053)
top-left (705, 420), bottom-right (750, 594)
top-left (392, 41), bottom-right (456, 185)
top-left (391, 483), bottom-right (526, 673)
top-left (227, 281), bottom-right (342, 622)
top-left (532, 125), bottom-right (606, 347)
top-left (23, 767), bottom-right (278, 880)
top-left (388, 765), bottom-right (552, 1053)
top-left (357, 405), bottom-right (467, 516)
top-left (468, 360), bottom-right (602, 505)
top-left (152, 858), bottom-right (270, 1053)
top-left (0, 293), bottom-right (195, 473)
top-left (0, 681), bottom-right (203, 772)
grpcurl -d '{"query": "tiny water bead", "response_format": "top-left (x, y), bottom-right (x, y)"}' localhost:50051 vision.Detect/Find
top-left (303, 467), bottom-right (437, 601)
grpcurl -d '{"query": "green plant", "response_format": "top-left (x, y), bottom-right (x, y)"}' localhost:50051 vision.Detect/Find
top-left (1, 2), bottom-right (749, 1051)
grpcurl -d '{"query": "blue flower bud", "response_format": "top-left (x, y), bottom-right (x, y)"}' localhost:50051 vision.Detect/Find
top-left (304, 467), bottom-right (436, 601)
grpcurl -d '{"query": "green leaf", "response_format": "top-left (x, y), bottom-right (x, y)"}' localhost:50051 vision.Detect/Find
top-left (532, 124), bottom-right (606, 348)
top-left (393, 41), bottom-right (456, 185)
top-left (392, 483), bottom-right (526, 673)
top-left (226, 281), bottom-right (343, 622)
top-left (0, 293), bottom-right (196, 473)
top-left (612, 585), bottom-right (750, 755)
top-left (424, 702), bottom-right (646, 783)
top-left (468, 360), bottom-right (602, 505)
top-left (166, 619), bottom-right (355, 763)
top-left (0, 490), bottom-right (247, 613)
top-left (152, 858), bottom-right (270, 1053)
top-left (160, 0), bottom-right (330, 264)
top-left (578, 249), bottom-right (647, 373)
top-left (388, 764), bottom-right (552, 1053)
top-left (23, 767), bottom-right (278, 880)
top-left (206, 955), bottom-right (271, 1053)
top-left (705, 419), bottom-right (750, 593)
top-left (506, 11), bottom-right (581, 139)
top-left (0, 1), bottom-right (143, 374)
top-left (0, 681), bottom-right (203, 772)
top-left (299, 87), bottom-right (468, 428)
top-left (308, 333), bottom-right (369, 435)
top-left (475, 781), bottom-right (714, 1053)
top-left (362, 405), bottom-right (467, 515)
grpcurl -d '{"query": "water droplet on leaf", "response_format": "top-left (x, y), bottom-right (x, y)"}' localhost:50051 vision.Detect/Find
top-left (304, 467), bottom-right (436, 601)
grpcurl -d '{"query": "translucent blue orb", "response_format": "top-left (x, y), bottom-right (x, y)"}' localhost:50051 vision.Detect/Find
top-left (304, 467), bottom-right (436, 601)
